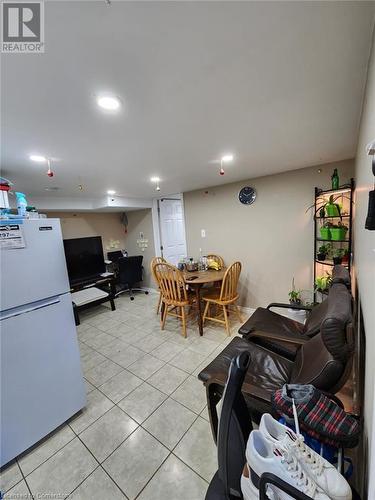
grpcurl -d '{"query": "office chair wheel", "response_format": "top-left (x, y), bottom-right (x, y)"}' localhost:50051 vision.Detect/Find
top-left (145, 291), bottom-right (149, 295)
top-left (130, 296), bottom-right (135, 301)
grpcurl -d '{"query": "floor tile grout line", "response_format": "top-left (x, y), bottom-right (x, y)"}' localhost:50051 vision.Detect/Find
top-left (67, 464), bottom-right (130, 500)
top-left (3, 460), bottom-right (31, 497)
top-left (16, 429), bottom-right (77, 482)
top-left (132, 451), bottom-right (172, 500)
top-left (72, 433), bottom-right (132, 499)
top-left (132, 414), bottom-right (210, 500)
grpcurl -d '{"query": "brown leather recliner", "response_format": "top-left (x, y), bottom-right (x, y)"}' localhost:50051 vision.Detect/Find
top-left (239, 265), bottom-right (351, 360)
top-left (198, 282), bottom-right (354, 438)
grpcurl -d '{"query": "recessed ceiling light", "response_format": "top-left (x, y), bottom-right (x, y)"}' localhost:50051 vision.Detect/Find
top-left (107, 190), bottom-right (116, 195)
top-left (30, 154), bottom-right (47, 162)
top-left (221, 154), bottom-right (234, 163)
top-left (150, 177), bottom-right (160, 183)
top-left (97, 95), bottom-right (121, 111)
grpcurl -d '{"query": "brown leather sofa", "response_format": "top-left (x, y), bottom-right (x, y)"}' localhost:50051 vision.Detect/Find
top-left (238, 265), bottom-right (351, 360)
top-left (198, 281), bottom-right (354, 439)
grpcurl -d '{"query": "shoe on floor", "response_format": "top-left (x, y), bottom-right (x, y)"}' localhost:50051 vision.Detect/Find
top-left (246, 430), bottom-right (330, 500)
top-left (259, 413), bottom-right (352, 500)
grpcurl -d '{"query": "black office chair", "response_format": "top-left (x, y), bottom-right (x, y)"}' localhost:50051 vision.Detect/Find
top-left (115, 255), bottom-right (149, 300)
top-left (107, 250), bottom-right (125, 263)
top-left (107, 250), bottom-right (126, 275)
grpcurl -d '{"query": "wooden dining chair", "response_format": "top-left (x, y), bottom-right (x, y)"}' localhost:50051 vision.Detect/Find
top-left (206, 254), bottom-right (224, 268)
top-left (202, 261), bottom-right (243, 335)
top-left (150, 256), bottom-right (166, 314)
top-left (154, 262), bottom-right (194, 338)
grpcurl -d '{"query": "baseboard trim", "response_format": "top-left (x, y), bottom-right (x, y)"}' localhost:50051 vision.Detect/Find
top-left (239, 306), bottom-right (256, 317)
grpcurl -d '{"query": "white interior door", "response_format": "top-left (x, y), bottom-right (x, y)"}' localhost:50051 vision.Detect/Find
top-left (159, 198), bottom-right (187, 265)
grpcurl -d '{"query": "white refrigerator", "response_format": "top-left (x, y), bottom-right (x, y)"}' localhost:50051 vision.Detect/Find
top-left (0, 218), bottom-right (86, 467)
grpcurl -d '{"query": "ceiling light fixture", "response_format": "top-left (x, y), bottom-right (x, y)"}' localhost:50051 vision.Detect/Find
top-left (219, 154), bottom-right (234, 176)
top-left (30, 154), bottom-right (47, 162)
top-left (107, 190), bottom-right (116, 195)
top-left (96, 95), bottom-right (121, 111)
top-left (221, 154), bottom-right (234, 163)
top-left (150, 177), bottom-right (161, 191)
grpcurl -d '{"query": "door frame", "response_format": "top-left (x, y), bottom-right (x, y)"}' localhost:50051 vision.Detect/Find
top-left (151, 193), bottom-right (187, 259)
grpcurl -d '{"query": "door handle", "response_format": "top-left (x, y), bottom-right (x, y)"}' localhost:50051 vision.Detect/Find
top-left (0, 297), bottom-right (61, 321)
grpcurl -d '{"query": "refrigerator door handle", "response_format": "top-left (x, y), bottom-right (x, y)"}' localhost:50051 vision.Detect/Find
top-left (0, 297), bottom-right (61, 321)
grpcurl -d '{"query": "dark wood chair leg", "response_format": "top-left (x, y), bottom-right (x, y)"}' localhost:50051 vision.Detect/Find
top-left (73, 303), bottom-right (80, 326)
top-left (110, 297), bottom-right (116, 311)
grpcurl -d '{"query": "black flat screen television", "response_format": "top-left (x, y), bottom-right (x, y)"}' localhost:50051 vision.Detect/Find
top-left (63, 236), bottom-right (105, 285)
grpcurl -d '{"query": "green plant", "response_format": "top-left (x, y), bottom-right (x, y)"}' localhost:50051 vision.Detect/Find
top-left (333, 248), bottom-right (346, 258)
top-left (306, 194), bottom-right (349, 219)
top-left (330, 222), bottom-right (348, 230)
top-left (315, 273), bottom-right (332, 293)
top-left (288, 277), bottom-right (302, 304)
top-left (318, 244), bottom-right (332, 255)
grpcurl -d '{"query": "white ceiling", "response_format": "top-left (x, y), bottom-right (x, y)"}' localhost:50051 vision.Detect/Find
top-left (2, 1), bottom-right (375, 201)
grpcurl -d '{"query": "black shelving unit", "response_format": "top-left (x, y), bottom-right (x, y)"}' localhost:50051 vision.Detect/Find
top-left (313, 179), bottom-right (354, 302)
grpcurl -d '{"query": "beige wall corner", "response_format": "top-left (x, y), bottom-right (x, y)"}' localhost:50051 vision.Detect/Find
top-left (45, 211), bottom-right (127, 254)
top-left (122, 209), bottom-right (156, 289)
top-left (183, 160), bottom-right (354, 309)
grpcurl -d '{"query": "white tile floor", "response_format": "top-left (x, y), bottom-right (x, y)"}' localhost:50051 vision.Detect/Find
top-left (0, 292), bottom-right (243, 499)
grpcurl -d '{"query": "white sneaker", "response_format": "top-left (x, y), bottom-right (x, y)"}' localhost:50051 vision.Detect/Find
top-left (241, 462), bottom-right (278, 500)
top-left (259, 413), bottom-right (352, 500)
top-left (246, 430), bottom-right (330, 500)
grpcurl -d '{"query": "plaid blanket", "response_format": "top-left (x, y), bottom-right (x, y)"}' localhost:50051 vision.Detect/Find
top-left (272, 384), bottom-right (360, 448)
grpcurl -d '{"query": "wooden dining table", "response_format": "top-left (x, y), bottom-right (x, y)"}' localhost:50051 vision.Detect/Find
top-left (183, 268), bottom-right (226, 336)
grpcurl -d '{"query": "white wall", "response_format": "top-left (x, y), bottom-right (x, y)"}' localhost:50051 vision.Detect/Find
top-left (353, 30), bottom-right (375, 497)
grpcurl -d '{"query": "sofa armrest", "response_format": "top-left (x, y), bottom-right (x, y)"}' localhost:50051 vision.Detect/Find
top-left (246, 330), bottom-right (309, 346)
top-left (267, 302), bottom-right (313, 311)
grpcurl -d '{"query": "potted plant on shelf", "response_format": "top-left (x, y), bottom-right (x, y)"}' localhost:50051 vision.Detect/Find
top-left (315, 273), bottom-right (332, 294)
top-left (306, 194), bottom-right (349, 219)
top-left (341, 248), bottom-right (349, 265)
top-left (317, 244), bottom-right (331, 261)
top-left (288, 278), bottom-right (301, 305)
top-left (330, 222), bottom-right (348, 241)
top-left (320, 221), bottom-right (333, 240)
top-left (325, 195), bottom-right (341, 217)
top-left (332, 248), bottom-right (346, 265)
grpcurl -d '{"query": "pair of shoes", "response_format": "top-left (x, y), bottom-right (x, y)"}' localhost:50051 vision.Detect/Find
top-left (241, 414), bottom-right (352, 500)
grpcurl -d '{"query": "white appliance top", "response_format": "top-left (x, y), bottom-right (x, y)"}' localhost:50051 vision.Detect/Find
top-left (0, 219), bottom-right (70, 312)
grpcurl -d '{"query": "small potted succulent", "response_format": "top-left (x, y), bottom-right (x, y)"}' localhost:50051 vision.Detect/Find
top-left (332, 248), bottom-right (345, 265)
top-left (317, 244), bottom-right (331, 261)
top-left (288, 278), bottom-right (302, 305)
top-left (330, 222), bottom-right (348, 241)
top-left (341, 248), bottom-right (349, 265)
top-left (320, 221), bottom-right (333, 240)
